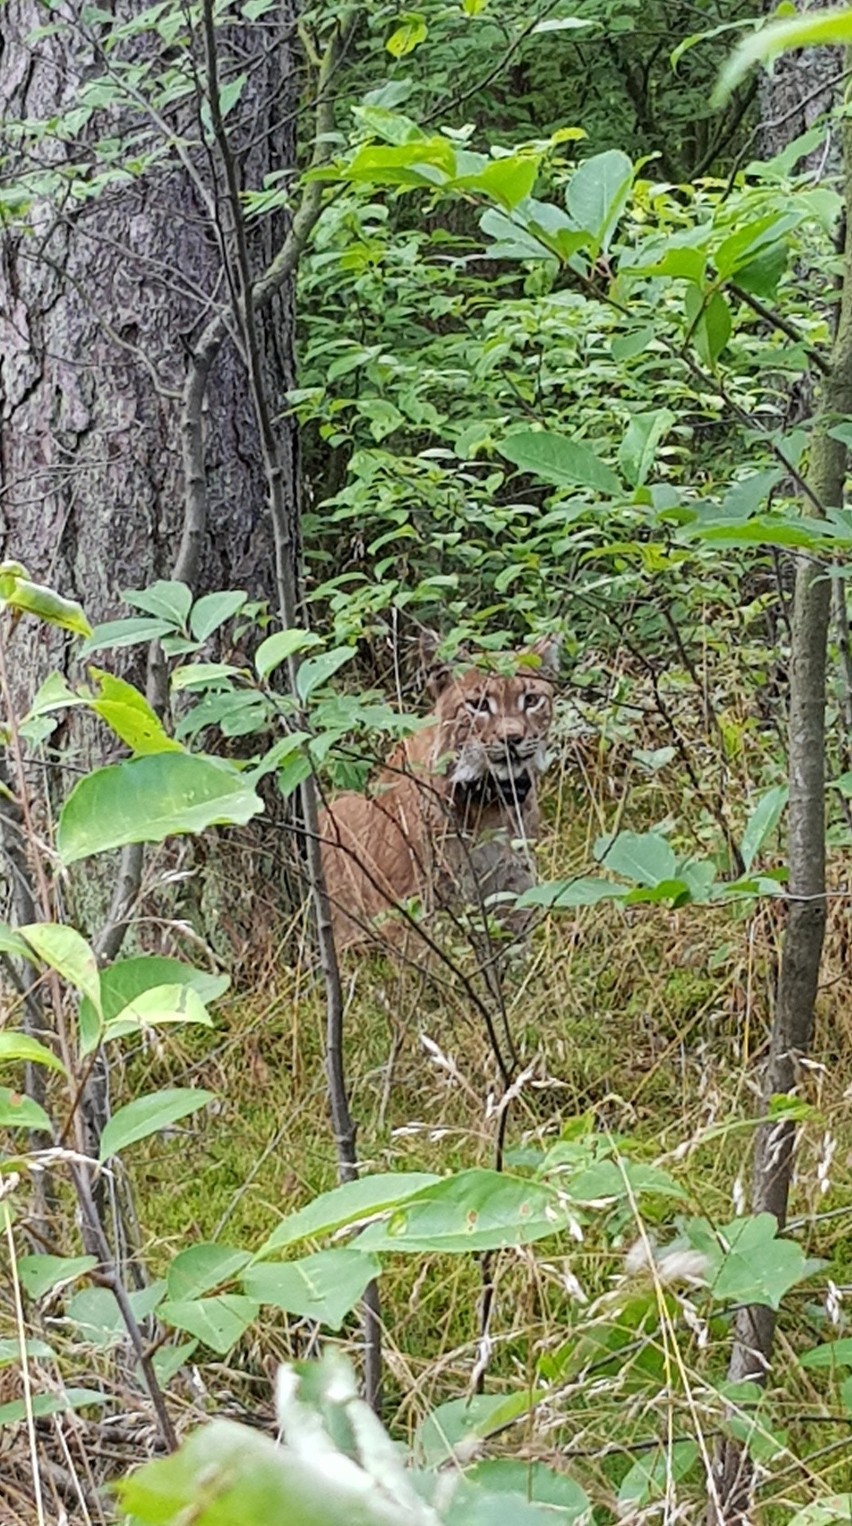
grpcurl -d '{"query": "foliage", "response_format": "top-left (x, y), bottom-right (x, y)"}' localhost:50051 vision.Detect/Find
top-left (2, 0), bottom-right (852, 1521)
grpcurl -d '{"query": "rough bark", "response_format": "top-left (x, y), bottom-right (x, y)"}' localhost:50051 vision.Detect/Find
top-left (708, 79), bottom-right (852, 1526)
top-left (0, 0), bottom-right (299, 947)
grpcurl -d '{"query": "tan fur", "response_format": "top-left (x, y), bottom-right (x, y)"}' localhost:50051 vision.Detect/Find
top-left (319, 636), bottom-right (559, 950)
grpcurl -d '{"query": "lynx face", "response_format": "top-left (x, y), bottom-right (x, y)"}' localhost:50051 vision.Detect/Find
top-left (427, 637), bottom-right (559, 802)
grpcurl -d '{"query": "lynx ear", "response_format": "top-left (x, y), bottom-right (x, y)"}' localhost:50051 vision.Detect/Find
top-left (527, 633), bottom-right (562, 681)
top-left (419, 628), bottom-right (453, 697)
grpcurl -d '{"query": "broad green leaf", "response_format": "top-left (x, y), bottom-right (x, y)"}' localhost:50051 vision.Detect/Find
top-left (152, 1338), bottom-right (198, 1387)
top-left (171, 662), bottom-right (244, 690)
top-left (787, 1501), bottom-right (852, 1526)
top-left (715, 212), bottom-right (800, 281)
top-left (715, 12), bottom-right (852, 105)
top-left (685, 1213), bottom-right (816, 1309)
top-left (167, 1244), bottom-right (253, 1300)
top-left (86, 669), bottom-right (182, 754)
top-left (0, 922), bottom-right (34, 961)
top-left (0, 1032), bottom-right (66, 1076)
top-left (103, 984), bottom-right (214, 1043)
top-left (498, 430), bottom-right (619, 496)
top-left (418, 1392), bottom-right (538, 1465)
top-left (685, 286), bottom-right (731, 366)
top-left (357, 1169), bottom-right (568, 1253)
top-left (741, 785), bottom-right (788, 872)
top-left (20, 923), bottom-right (101, 1012)
top-left (517, 876), bottom-right (627, 909)
top-left (57, 752), bottom-right (264, 864)
top-left (618, 410), bottom-right (676, 488)
top-left (296, 648), bottom-right (355, 703)
top-left (0, 566), bottom-right (91, 637)
top-left (457, 155), bottom-right (539, 210)
top-left (18, 1254), bottom-right (98, 1298)
top-left (557, 1158), bottom-right (685, 1203)
top-left (386, 12), bottom-right (427, 56)
top-left (123, 579), bottom-right (192, 625)
top-left (343, 137), bottom-right (456, 188)
top-left (78, 615), bottom-right (175, 656)
top-left (352, 106), bottom-right (424, 145)
top-left (445, 1485), bottom-right (571, 1525)
top-left (618, 1442), bottom-right (698, 1511)
top-left (66, 1282), bottom-right (165, 1348)
top-left (0, 1388), bottom-right (106, 1428)
top-left (255, 628), bottom-right (322, 681)
top-left (158, 1294), bottom-right (259, 1354)
top-left (79, 955), bottom-right (227, 1057)
top-left (480, 208), bottom-right (554, 261)
top-left (0, 1088), bottom-right (51, 1132)
top-left (463, 1460), bottom-right (590, 1523)
top-left (98, 1087), bottom-right (215, 1162)
top-left (594, 830), bottom-right (677, 886)
top-left (0, 1337), bottom-right (54, 1367)
top-left (801, 1339), bottom-right (852, 1370)
top-left (118, 1414), bottom-right (425, 1524)
top-left (242, 1250), bottom-right (380, 1330)
top-left (565, 148), bottom-right (633, 253)
top-left (256, 1172), bottom-right (440, 1256)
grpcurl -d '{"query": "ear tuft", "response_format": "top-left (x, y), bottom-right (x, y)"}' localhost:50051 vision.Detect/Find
top-left (527, 633), bottom-right (562, 681)
top-left (419, 628), bottom-right (453, 698)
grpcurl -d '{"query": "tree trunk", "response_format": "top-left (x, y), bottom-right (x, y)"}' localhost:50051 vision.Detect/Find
top-left (0, 0), bottom-right (299, 948)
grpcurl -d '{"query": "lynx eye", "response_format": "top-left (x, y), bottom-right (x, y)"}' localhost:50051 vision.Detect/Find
top-left (522, 691), bottom-right (546, 712)
top-left (465, 694), bottom-right (490, 716)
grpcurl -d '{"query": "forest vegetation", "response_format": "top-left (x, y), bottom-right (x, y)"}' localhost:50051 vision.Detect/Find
top-left (2, 0), bottom-right (852, 1522)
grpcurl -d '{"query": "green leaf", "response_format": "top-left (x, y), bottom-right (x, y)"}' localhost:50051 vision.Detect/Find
top-left (0, 569), bottom-right (91, 637)
top-left (357, 1169), bottom-right (568, 1254)
top-left (57, 752), bottom-right (264, 864)
top-left (418, 1392), bottom-right (538, 1465)
top-left (715, 11), bottom-right (852, 106)
top-left (19, 923), bottom-right (101, 1012)
top-left (296, 648), bottom-right (355, 703)
top-left (98, 1087), bottom-right (215, 1161)
top-left (685, 286), bottom-right (731, 365)
top-left (594, 830), bottom-right (677, 886)
top-left (86, 669), bottom-right (182, 755)
top-left (787, 1501), bottom-right (852, 1526)
top-left (0, 1032), bottom-right (66, 1076)
top-left (560, 1158), bottom-right (685, 1204)
top-left (118, 1414), bottom-right (419, 1523)
top-left (618, 1442), bottom-right (698, 1511)
top-left (565, 148), bottom-right (633, 253)
top-left (123, 579), bottom-right (192, 625)
top-left (255, 628), bottom-right (322, 681)
top-left (0, 1337), bottom-right (54, 1367)
top-left (158, 1294), bottom-right (259, 1354)
top-left (801, 1339), bottom-right (852, 1370)
top-left (517, 876), bottom-right (627, 909)
top-left (457, 155), bottom-right (540, 210)
top-left (685, 1213), bottom-right (815, 1309)
top-left (741, 785), bottom-right (788, 872)
top-left (171, 662), bottom-right (244, 690)
top-left (242, 1250), bottom-right (380, 1330)
top-left (0, 922), bottom-right (35, 961)
top-left (66, 1282), bottom-right (165, 1348)
top-left (167, 1244), bottom-right (253, 1300)
top-left (498, 430), bottom-right (619, 496)
top-left (0, 1388), bottom-right (106, 1428)
top-left (257, 1172), bottom-right (440, 1257)
top-left (17, 1254), bottom-right (98, 1299)
top-left (104, 984), bottom-right (214, 1043)
top-left (480, 208), bottom-right (554, 261)
top-left (0, 1088), bottom-right (51, 1132)
top-left (78, 615), bottom-right (175, 656)
top-left (386, 12), bottom-right (428, 56)
top-left (79, 955), bottom-right (227, 1056)
top-left (618, 410), bottom-right (676, 488)
top-left (463, 1460), bottom-right (590, 1523)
